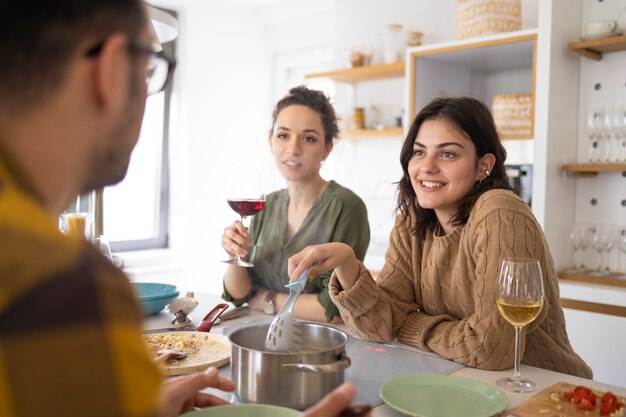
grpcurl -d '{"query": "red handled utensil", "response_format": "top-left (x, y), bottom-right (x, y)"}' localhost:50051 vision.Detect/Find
top-left (196, 303), bottom-right (229, 332)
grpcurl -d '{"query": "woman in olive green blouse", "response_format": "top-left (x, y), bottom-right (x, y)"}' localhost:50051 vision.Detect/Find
top-left (220, 86), bottom-right (370, 323)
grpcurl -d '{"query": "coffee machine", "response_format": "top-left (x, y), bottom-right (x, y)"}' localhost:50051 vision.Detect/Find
top-left (505, 164), bottom-right (533, 207)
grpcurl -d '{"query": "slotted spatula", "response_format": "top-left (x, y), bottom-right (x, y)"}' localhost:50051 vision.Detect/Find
top-left (264, 269), bottom-right (308, 352)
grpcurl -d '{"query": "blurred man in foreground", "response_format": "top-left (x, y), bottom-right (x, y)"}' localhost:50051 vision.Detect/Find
top-left (0, 1), bottom-right (359, 416)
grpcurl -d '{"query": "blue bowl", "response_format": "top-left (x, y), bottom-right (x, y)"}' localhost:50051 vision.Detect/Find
top-left (133, 282), bottom-right (178, 302)
top-left (132, 282), bottom-right (179, 315)
top-left (139, 292), bottom-right (179, 315)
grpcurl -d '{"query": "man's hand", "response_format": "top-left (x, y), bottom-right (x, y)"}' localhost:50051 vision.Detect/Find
top-left (158, 367), bottom-right (236, 417)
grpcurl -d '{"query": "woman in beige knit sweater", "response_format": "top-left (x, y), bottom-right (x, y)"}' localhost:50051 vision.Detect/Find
top-left (288, 96), bottom-right (592, 378)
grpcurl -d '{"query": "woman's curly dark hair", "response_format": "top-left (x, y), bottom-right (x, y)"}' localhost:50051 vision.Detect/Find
top-left (397, 96), bottom-right (516, 239)
top-left (270, 85), bottom-right (339, 144)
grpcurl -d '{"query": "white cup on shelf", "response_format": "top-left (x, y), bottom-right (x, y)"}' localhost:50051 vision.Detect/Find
top-left (584, 20), bottom-right (617, 36)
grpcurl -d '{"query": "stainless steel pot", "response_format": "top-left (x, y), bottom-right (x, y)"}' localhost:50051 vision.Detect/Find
top-left (228, 322), bottom-right (351, 410)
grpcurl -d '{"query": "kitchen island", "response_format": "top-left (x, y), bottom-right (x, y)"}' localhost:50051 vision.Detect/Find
top-left (144, 292), bottom-right (625, 416)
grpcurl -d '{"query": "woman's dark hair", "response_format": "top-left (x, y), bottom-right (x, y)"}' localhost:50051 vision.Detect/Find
top-left (0, 0), bottom-right (145, 115)
top-left (397, 96), bottom-right (516, 239)
top-left (270, 85), bottom-right (339, 144)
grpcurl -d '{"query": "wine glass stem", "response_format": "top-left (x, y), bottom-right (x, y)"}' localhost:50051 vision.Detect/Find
top-left (234, 215), bottom-right (247, 263)
top-left (512, 325), bottom-right (522, 382)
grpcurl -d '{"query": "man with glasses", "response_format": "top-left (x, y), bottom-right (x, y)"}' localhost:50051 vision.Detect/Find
top-left (0, 1), bottom-right (359, 416)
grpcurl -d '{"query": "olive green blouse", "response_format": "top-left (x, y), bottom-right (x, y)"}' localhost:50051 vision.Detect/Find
top-left (223, 180), bottom-right (370, 321)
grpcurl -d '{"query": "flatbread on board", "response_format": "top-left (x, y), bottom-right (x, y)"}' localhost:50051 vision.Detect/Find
top-left (144, 331), bottom-right (231, 376)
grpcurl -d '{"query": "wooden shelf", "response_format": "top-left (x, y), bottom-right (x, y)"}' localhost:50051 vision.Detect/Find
top-left (568, 34), bottom-right (626, 61)
top-left (305, 62), bottom-right (405, 83)
top-left (561, 163), bottom-right (626, 178)
top-left (558, 271), bottom-right (626, 289)
top-left (342, 128), bottom-right (403, 139)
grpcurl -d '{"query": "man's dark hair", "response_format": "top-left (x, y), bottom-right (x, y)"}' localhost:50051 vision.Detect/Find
top-left (0, 0), bottom-right (145, 114)
top-left (397, 96), bottom-right (516, 239)
top-left (270, 85), bottom-right (340, 144)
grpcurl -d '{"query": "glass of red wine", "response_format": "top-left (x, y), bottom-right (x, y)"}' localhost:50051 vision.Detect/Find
top-left (222, 173), bottom-right (266, 267)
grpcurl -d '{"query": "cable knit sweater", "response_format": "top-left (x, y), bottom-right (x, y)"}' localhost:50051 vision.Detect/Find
top-left (329, 189), bottom-right (592, 378)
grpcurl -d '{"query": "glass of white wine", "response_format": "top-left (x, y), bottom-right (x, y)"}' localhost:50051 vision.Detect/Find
top-left (496, 258), bottom-right (545, 393)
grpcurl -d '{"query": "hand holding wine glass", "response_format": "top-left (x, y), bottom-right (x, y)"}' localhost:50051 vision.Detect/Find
top-left (221, 170), bottom-right (266, 268)
top-left (496, 258), bottom-right (545, 393)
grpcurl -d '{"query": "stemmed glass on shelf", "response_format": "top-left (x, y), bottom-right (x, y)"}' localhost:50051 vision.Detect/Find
top-left (617, 226), bottom-right (626, 279)
top-left (568, 224), bottom-right (591, 273)
top-left (590, 224), bottom-right (615, 276)
top-left (585, 106), bottom-right (601, 163)
top-left (221, 170), bottom-right (266, 268)
top-left (601, 106), bottom-right (614, 163)
top-left (617, 106), bottom-right (626, 162)
top-left (609, 105), bottom-right (624, 162)
top-left (495, 258), bottom-right (545, 393)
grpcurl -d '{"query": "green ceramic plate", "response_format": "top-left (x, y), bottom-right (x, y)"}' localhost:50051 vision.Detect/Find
top-left (181, 404), bottom-right (300, 417)
top-left (380, 374), bottom-right (507, 417)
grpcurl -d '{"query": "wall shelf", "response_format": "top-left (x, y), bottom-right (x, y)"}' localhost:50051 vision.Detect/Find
top-left (304, 62), bottom-right (405, 83)
top-left (568, 35), bottom-right (626, 61)
top-left (343, 128), bottom-right (403, 139)
top-left (562, 163), bottom-right (626, 178)
top-left (406, 30), bottom-right (537, 137)
top-left (558, 271), bottom-right (626, 289)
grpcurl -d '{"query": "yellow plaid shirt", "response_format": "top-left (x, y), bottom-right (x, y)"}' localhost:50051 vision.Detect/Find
top-left (0, 147), bottom-right (161, 416)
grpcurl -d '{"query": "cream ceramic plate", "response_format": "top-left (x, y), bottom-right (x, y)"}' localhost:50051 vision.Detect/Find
top-left (380, 374), bottom-right (507, 417)
top-left (143, 331), bottom-right (231, 376)
top-left (181, 404), bottom-right (300, 417)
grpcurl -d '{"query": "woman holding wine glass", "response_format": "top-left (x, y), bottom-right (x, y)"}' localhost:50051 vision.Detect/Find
top-left (288, 96), bottom-right (592, 378)
top-left (220, 86), bottom-right (370, 323)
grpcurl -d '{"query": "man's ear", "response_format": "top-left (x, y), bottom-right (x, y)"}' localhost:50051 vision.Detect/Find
top-left (92, 33), bottom-right (129, 111)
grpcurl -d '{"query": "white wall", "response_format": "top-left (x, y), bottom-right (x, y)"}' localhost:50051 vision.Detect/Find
top-left (138, 0), bottom-right (272, 295)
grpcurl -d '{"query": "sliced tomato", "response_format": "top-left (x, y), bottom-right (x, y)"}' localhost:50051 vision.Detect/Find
top-left (577, 397), bottom-right (594, 411)
top-left (602, 391), bottom-right (618, 404)
top-left (573, 385), bottom-right (594, 400)
top-left (600, 402), bottom-right (614, 416)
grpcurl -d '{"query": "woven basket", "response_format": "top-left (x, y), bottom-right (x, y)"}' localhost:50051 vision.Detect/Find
top-left (457, 0), bottom-right (521, 39)
top-left (492, 93), bottom-right (532, 139)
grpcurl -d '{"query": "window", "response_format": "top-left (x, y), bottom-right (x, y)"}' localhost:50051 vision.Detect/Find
top-left (104, 31), bottom-right (176, 252)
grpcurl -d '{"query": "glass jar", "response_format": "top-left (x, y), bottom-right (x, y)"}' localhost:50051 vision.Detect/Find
top-left (351, 108), bottom-right (365, 130)
top-left (407, 31), bottom-right (423, 47)
top-left (383, 23), bottom-right (403, 64)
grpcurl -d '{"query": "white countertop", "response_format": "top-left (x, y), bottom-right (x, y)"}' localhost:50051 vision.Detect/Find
top-left (144, 292), bottom-right (626, 416)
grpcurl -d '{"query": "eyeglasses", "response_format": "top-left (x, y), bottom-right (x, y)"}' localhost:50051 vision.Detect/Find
top-left (87, 39), bottom-right (176, 95)
top-left (128, 40), bottom-right (176, 95)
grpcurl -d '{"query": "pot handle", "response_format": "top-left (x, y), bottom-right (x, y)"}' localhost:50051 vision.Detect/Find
top-left (281, 352), bottom-right (351, 374)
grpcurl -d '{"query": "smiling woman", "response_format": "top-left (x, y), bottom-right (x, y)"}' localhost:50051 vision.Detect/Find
top-left (287, 96), bottom-right (593, 379)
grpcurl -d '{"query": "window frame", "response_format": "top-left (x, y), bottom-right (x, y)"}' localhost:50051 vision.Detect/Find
top-left (107, 18), bottom-right (176, 253)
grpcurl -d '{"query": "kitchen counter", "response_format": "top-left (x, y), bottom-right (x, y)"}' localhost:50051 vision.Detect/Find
top-left (144, 292), bottom-right (626, 416)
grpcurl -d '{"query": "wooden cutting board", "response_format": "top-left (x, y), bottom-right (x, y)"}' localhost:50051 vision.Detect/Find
top-left (508, 381), bottom-right (624, 417)
top-left (143, 331), bottom-right (231, 376)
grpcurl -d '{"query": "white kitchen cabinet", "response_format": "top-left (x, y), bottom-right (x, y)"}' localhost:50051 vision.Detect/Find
top-left (560, 278), bottom-right (626, 387)
top-left (405, 29), bottom-right (537, 141)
